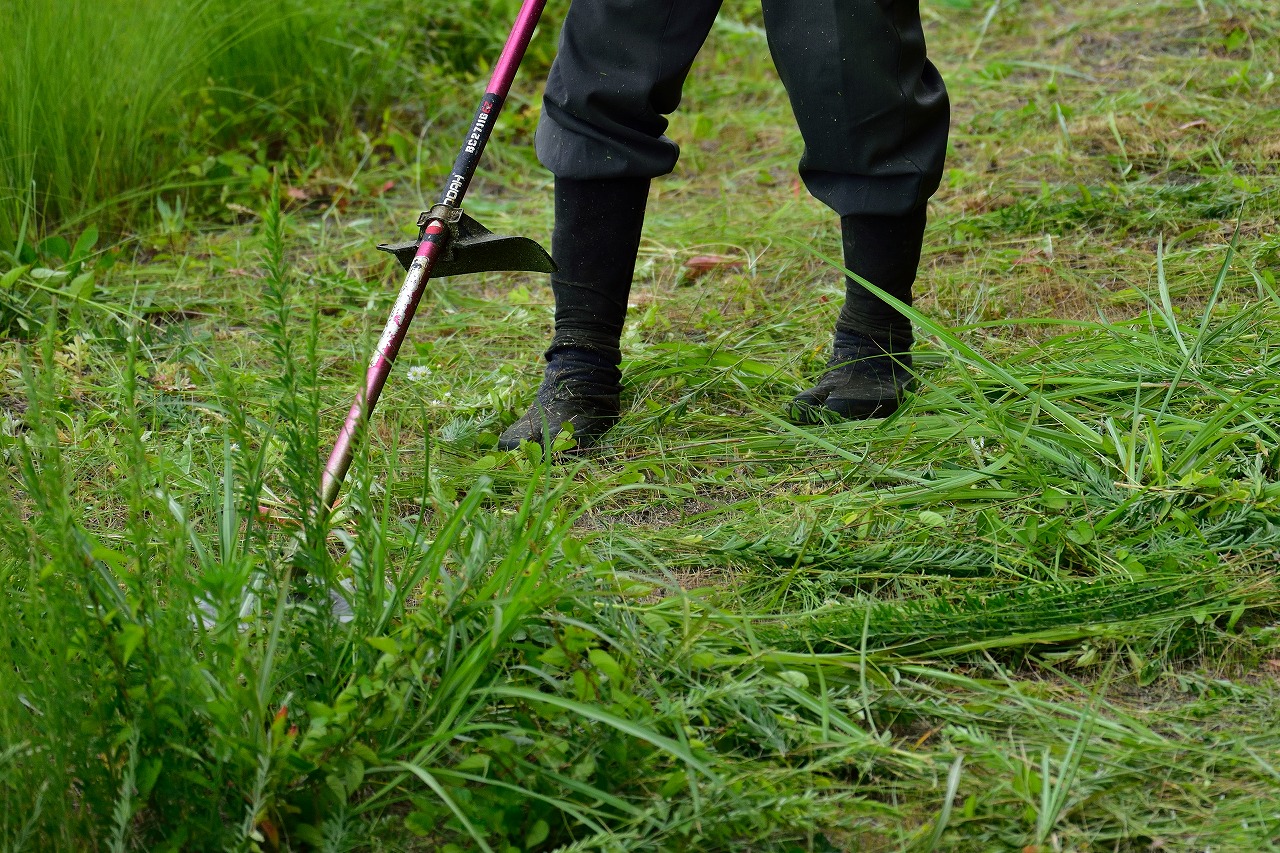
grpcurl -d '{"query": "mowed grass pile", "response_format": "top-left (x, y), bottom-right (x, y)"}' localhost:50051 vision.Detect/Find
top-left (3, 0), bottom-right (1280, 850)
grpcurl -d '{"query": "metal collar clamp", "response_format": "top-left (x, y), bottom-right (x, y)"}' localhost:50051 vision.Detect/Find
top-left (417, 204), bottom-right (464, 258)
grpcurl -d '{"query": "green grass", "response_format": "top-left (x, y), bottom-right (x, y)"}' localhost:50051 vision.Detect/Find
top-left (0, 0), bottom-right (552, 252)
top-left (2, 0), bottom-right (1280, 850)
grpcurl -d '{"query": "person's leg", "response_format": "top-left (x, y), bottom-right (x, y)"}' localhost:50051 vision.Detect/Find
top-left (499, 0), bottom-right (724, 451)
top-left (792, 207), bottom-right (926, 419)
top-left (498, 175), bottom-right (647, 450)
top-left (759, 0), bottom-right (949, 421)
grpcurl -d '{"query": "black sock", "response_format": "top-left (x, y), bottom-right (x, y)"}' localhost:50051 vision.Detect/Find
top-left (835, 206), bottom-right (927, 356)
top-left (545, 176), bottom-right (650, 367)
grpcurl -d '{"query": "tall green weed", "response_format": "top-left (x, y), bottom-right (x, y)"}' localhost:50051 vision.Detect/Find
top-left (0, 190), bottom-right (891, 851)
top-left (0, 0), bottom-right (538, 250)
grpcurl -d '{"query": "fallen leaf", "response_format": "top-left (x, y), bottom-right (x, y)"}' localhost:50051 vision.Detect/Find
top-left (255, 505), bottom-right (302, 528)
top-left (683, 254), bottom-right (744, 280)
top-left (1012, 248), bottom-right (1051, 266)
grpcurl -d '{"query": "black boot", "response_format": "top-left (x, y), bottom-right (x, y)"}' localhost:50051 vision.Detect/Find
top-left (497, 347), bottom-right (623, 450)
top-left (498, 176), bottom-right (649, 451)
top-left (790, 207), bottom-right (926, 423)
top-left (790, 329), bottom-right (915, 420)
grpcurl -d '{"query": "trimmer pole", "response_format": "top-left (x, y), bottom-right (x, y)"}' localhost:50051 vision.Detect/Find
top-left (319, 0), bottom-right (551, 510)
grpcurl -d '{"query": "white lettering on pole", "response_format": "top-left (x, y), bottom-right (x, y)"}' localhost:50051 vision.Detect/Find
top-left (443, 173), bottom-right (465, 205)
top-left (464, 108), bottom-right (490, 154)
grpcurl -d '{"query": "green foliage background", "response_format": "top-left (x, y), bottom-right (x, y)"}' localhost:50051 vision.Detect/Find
top-left (0, 0), bottom-right (555, 249)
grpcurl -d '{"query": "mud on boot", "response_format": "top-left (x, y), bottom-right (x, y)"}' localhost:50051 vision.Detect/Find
top-left (789, 331), bottom-right (915, 423)
top-left (498, 347), bottom-right (621, 451)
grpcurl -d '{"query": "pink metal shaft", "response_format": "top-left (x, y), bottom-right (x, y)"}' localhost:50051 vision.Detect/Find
top-left (488, 0), bottom-right (548, 99)
top-left (319, 0), bottom-right (549, 510)
top-left (320, 223), bottom-right (447, 508)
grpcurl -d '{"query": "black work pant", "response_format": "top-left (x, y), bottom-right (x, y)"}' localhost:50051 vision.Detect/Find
top-left (535, 0), bottom-right (950, 217)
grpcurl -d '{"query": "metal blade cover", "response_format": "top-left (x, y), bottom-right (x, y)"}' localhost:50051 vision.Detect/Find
top-left (377, 212), bottom-right (555, 277)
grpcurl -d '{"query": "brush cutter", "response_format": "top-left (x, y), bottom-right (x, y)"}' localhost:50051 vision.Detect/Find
top-left (319, 0), bottom-right (555, 510)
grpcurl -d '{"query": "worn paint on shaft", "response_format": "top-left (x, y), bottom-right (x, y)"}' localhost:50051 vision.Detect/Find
top-left (319, 224), bottom-right (445, 509)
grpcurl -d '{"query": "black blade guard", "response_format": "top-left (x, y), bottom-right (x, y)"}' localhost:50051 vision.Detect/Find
top-left (377, 212), bottom-right (556, 277)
